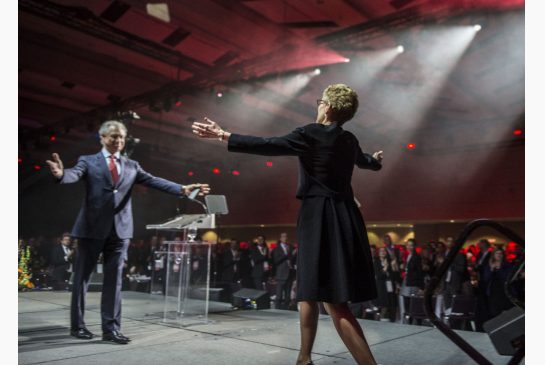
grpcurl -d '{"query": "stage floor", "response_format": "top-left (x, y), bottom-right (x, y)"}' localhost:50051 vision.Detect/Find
top-left (19, 291), bottom-right (518, 365)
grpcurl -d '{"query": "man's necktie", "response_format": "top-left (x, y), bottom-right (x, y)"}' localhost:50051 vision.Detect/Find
top-left (108, 155), bottom-right (119, 185)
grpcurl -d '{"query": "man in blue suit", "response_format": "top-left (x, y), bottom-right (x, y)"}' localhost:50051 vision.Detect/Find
top-left (46, 120), bottom-right (209, 344)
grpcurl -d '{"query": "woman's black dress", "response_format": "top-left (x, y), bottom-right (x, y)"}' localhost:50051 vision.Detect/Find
top-left (228, 122), bottom-right (381, 303)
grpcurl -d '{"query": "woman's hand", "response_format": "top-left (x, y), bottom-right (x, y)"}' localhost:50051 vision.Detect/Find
top-left (192, 117), bottom-right (231, 141)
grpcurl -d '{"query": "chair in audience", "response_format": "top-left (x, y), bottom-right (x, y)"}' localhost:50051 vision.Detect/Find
top-left (403, 295), bottom-right (437, 325)
top-left (443, 294), bottom-right (477, 331)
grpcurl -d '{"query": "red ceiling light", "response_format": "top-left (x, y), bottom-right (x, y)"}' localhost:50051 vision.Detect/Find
top-left (187, 171), bottom-right (194, 176)
top-left (406, 143), bottom-right (416, 150)
top-left (513, 129), bottom-right (523, 136)
top-left (49, 135), bottom-right (57, 142)
top-left (212, 168), bottom-right (220, 174)
top-left (232, 170), bottom-right (240, 176)
top-left (34, 165), bottom-right (42, 171)
top-left (175, 100), bottom-right (183, 107)
top-left (266, 161), bottom-right (273, 167)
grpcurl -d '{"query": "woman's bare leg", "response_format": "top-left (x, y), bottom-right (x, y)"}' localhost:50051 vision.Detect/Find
top-left (323, 302), bottom-right (377, 365)
top-left (296, 301), bottom-right (319, 365)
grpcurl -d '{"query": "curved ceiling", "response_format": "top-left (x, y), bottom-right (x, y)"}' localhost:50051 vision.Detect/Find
top-left (19, 0), bottom-right (525, 226)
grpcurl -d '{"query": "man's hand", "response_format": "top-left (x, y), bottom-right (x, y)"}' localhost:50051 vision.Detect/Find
top-left (192, 117), bottom-right (231, 141)
top-left (372, 150), bottom-right (383, 163)
top-left (46, 153), bottom-right (64, 179)
top-left (183, 183), bottom-right (211, 197)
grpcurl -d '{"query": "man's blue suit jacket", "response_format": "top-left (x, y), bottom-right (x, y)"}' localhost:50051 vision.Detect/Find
top-left (60, 152), bottom-right (183, 239)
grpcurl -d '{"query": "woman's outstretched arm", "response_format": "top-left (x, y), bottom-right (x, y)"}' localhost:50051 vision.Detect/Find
top-left (192, 117), bottom-right (309, 156)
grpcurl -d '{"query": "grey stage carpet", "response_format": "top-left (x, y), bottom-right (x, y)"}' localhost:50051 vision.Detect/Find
top-left (18, 291), bottom-right (518, 365)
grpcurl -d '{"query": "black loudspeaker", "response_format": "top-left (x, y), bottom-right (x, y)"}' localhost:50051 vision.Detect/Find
top-left (483, 306), bottom-right (525, 355)
top-left (232, 288), bottom-right (270, 310)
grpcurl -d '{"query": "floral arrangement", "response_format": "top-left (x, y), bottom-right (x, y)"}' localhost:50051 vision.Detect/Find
top-left (18, 240), bottom-right (34, 290)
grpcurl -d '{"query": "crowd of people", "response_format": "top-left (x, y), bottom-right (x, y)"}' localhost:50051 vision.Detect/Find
top-left (19, 231), bottom-right (524, 332)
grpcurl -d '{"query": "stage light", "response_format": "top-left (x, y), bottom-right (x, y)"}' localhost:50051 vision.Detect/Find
top-left (217, 92), bottom-right (223, 98)
top-left (473, 24), bottom-right (482, 32)
top-left (18, 158), bottom-right (22, 164)
top-left (187, 171), bottom-right (194, 176)
top-left (175, 100), bottom-right (183, 107)
top-left (450, 220), bottom-right (455, 223)
top-left (34, 165), bottom-right (41, 171)
top-left (232, 170), bottom-right (240, 176)
top-left (212, 168), bottom-right (220, 174)
top-left (406, 143), bottom-right (416, 150)
top-left (513, 129), bottom-right (523, 136)
top-left (266, 161), bottom-right (273, 167)
top-left (49, 135), bottom-right (57, 142)
top-left (313, 68), bottom-right (321, 75)
top-left (397, 45), bottom-right (404, 53)
top-left (343, 58), bottom-right (350, 63)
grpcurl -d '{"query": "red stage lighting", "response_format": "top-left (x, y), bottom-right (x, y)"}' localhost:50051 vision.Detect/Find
top-left (18, 158), bottom-right (22, 164)
top-left (232, 170), bottom-right (240, 176)
top-left (213, 168), bottom-right (220, 174)
top-left (49, 135), bottom-right (57, 142)
top-left (266, 161), bottom-right (273, 167)
top-left (175, 100), bottom-right (183, 107)
top-left (34, 165), bottom-right (41, 171)
top-left (187, 171), bottom-right (194, 176)
top-left (407, 143), bottom-right (416, 150)
top-left (513, 129), bottom-right (523, 136)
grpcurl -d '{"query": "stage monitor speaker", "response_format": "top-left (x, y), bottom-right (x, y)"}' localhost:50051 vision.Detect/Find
top-left (483, 306), bottom-right (524, 356)
top-left (232, 288), bottom-right (270, 310)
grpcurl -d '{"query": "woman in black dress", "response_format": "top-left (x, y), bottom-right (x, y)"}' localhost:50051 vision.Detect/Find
top-left (192, 84), bottom-right (383, 365)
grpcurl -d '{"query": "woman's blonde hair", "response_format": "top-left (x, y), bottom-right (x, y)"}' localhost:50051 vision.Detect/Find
top-left (323, 84), bottom-right (359, 124)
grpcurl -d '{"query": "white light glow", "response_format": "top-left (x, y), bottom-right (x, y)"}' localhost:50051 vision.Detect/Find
top-left (473, 24), bottom-right (482, 32)
top-left (344, 58), bottom-right (350, 63)
top-left (397, 45), bottom-right (404, 53)
top-left (313, 68), bottom-right (321, 75)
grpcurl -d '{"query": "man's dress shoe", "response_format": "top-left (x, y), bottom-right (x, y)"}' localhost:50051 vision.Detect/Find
top-left (70, 328), bottom-right (95, 339)
top-left (102, 330), bottom-right (130, 344)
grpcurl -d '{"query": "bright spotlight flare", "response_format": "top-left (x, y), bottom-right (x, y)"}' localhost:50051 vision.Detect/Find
top-left (473, 24), bottom-right (482, 32)
top-left (397, 45), bottom-right (404, 54)
top-left (313, 68), bottom-right (321, 75)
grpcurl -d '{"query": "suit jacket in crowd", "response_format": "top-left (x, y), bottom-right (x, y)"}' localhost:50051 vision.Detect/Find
top-left (272, 242), bottom-right (295, 281)
top-left (444, 249), bottom-right (469, 292)
top-left (405, 253), bottom-right (424, 289)
top-left (250, 244), bottom-right (270, 279)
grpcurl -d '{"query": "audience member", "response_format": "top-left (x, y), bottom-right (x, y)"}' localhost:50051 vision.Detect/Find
top-left (443, 237), bottom-right (469, 309)
top-left (374, 247), bottom-right (398, 322)
top-left (49, 233), bottom-right (75, 290)
top-left (272, 233), bottom-right (295, 309)
top-left (250, 235), bottom-right (271, 290)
